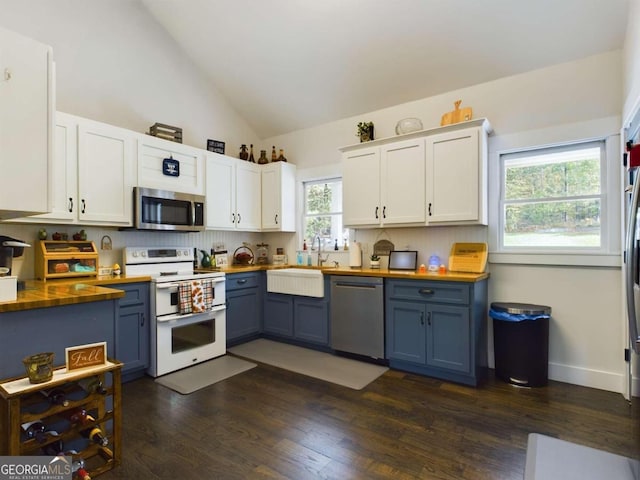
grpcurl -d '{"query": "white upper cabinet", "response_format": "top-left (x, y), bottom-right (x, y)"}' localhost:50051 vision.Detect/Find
top-left (381, 139), bottom-right (426, 225)
top-left (342, 139), bottom-right (425, 228)
top-left (341, 119), bottom-right (490, 229)
top-left (205, 153), bottom-right (261, 231)
top-left (136, 135), bottom-right (205, 195)
top-left (0, 27), bottom-right (54, 219)
top-left (77, 118), bottom-right (135, 225)
top-left (425, 125), bottom-right (488, 225)
top-left (13, 113), bottom-right (136, 226)
top-left (342, 147), bottom-right (381, 227)
top-left (261, 162), bottom-right (296, 232)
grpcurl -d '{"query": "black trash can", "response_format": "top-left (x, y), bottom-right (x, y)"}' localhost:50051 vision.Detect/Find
top-left (490, 302), bottom-right (551, 387)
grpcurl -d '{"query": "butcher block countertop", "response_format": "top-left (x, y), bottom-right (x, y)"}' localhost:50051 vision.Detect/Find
top-left (200, 265), bottom-right (489, 282)
top-left (0, 274), bottom-right (152, 313)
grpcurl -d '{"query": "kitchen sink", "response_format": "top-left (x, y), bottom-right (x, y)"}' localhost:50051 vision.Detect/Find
top-left (266, 268), bottom-right (324, 297)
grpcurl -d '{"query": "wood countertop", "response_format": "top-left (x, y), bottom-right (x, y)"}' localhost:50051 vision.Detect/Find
top-left (0, 275), bottom-right (151, 313)
top-left (199, 265), bottom-right (488, 282)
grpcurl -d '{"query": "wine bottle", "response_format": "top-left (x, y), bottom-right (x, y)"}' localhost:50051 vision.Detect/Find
top-left (41, 388), bottom-right (69, 407)
top-left (62, 407), bottom-right (89, 425)
top-left (41, 439), bottom-right (64, 456)
top-left (77, 376), bottom-right (107, 395)
top-left (75, 467), bottom-right (91, 480)
top-left (80, 416), bottom-right (108, 447)
top-left (21, 420), bottom-right (47, 443)
top-left (271, 145), bottom-right (277, 162)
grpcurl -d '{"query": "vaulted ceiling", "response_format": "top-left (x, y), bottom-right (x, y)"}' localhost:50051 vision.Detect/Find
top-left (141, 0), bottom-right (630, 139)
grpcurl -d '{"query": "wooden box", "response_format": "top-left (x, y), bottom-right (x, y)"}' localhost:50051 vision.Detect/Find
top-left (35, 240), bottom-right (99, 281)
top-left (149, 122), bottom-right (183, 143)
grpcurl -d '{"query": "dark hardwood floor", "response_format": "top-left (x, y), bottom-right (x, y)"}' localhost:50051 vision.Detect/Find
top-left (100, 361), bottom-right (639, 479)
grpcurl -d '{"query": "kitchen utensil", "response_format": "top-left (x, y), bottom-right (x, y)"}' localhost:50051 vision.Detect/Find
top-left (233, 246), bottom-right (254, 265)
top-left (349, 242), bottom-right (362, 268)
top-left (395, 118), bottom-right (423, 135)
top-left (440, 100), bottom-right (473, 126)
top-left (200, 250), bottom-right (212, 268)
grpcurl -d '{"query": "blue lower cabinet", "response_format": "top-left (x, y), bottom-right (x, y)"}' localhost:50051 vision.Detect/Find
top-left (293, 296), bottom-right (329, 345)
top-left (263, 289), bottom-right (330, 348)
top-left (263, 293), bottom-right (294, 337)
top-left (386, 278), bottom-right (487, 386)
top-left (112, 282), bottom-right (150, 382)
top-left (226, 272), bottom-right (262, 345)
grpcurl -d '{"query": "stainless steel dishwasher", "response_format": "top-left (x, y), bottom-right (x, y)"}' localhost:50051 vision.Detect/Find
top-left (330, 276), bottom-right (384, 359)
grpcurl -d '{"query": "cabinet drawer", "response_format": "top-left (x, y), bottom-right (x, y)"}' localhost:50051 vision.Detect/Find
top-left (112, 283), bottom-right (149, 307)
top-left (226, 272), bottom-right (259, 291)
top-left (386, 280), bottom-right (469, 305)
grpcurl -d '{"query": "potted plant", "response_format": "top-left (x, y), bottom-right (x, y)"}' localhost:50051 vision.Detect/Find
top-left (356, 121), bottom-right (374, 142)
top-left (370, 254), bottom-right (380, 269)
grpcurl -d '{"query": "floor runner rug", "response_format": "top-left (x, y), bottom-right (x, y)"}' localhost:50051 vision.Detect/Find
top-left (155, 355), bottom-right (257, 394)
top-left (524, 433), bottom-right (640, 480)
top-left (228, 338), bottom-right (388, 390)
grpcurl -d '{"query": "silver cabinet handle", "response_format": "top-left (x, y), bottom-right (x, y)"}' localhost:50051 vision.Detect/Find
top-left (419, 288), bottom-right (434, 295)
top-left (237, 279), bottom-right (248, 285)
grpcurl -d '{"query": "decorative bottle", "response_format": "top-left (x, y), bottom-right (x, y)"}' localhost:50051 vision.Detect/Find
top-left (271, 146), bottom-right (277, 162)
top-left (239, 144), bottom-right (249, 161)
top-left (248, 144), bottom-right (255, 163)
top-left (277, 149), bottom-right (287, 162)
top-left (257, 150), bottom-right (269, 164)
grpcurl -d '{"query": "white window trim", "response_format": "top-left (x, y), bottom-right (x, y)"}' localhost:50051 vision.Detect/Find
top-left (488, 117), bottom-right (622, 267)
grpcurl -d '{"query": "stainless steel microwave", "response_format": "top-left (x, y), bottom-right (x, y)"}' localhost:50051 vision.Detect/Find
top-left (133, 187), bottom-right (205, 232)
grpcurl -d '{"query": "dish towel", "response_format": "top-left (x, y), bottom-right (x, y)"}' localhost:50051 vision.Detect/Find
top-left (178, 280), bottom-right (214, 315)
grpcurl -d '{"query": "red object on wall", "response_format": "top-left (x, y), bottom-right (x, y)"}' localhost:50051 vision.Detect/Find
top-left (629, 143), bottom-right (640, 168)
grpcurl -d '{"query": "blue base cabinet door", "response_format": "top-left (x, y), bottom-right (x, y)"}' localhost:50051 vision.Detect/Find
top-left (113, 283), bottom-right (150, 382)
top-left (263, 293), bottom-right (294, 337)
top-left (386, 300), bottom-right (427, 364)
top-left (226, 272), bottom-right (262, 344)
top-left (293, 296), bottom-right (329, 345)
top-left (426, 304), bottom-right (470, 373)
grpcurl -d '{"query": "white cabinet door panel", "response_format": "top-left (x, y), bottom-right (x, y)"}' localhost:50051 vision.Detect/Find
top-left (381, 139), bottom-right (425, 225)
top-left (205, 153), bottom-right (235, 229)
top-left (342, 147), bottom-right (380, 227)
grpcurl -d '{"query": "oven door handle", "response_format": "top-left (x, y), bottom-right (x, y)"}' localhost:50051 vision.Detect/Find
top-left (155, 277), bottom-right (225, 289)
top-left (156, 305), bottom-right (226, 323)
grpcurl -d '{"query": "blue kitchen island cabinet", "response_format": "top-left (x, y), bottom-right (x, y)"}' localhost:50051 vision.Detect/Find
top-left (263, 276), bottom-right (330, 348)
top-left (225, 272), bottom-right (262, 346)
top-left (385, 278), bottom-right (488, 386)
top-left (0, 301), bottom-right (117, 381)
top-left (112, 282), bottom-right (149, 382)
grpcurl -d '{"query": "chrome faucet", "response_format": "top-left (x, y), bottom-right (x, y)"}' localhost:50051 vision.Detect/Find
top-left (314, 235), bottom-right (329, 266)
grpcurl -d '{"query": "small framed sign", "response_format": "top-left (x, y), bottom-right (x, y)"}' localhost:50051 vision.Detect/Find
top-left (214, 251), bottom-right (228, 268)
top-left (162, 157), bottom-right (180, 177)
top-left (207, 139), bottom-right (225, 154)
top-left (65, 341), bottom-right (107, 371)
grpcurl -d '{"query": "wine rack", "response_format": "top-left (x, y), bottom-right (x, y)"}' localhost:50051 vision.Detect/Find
top-left (0, 360), bottom-right (122, 478)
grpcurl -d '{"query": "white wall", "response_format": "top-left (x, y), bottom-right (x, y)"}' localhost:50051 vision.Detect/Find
top-left (264, 52), bottom-right (627, 393)
top-left (0, 0), bottom-right (265, 269)
top-left (0, 0), bottom-right (258, 151)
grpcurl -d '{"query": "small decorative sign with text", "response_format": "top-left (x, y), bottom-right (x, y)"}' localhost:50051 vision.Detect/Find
top-left (65, 342), bottom-right (107, 371)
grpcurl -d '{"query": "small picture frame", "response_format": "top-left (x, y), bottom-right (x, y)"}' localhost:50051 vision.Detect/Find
top-left (65, 341), bottom-right (107, 371)
top-left (207, 139), bottom-right (225, 154)
top-left (214, 252), bottom-right (228, 268)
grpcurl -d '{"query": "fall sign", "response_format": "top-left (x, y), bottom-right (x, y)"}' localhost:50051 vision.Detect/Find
top-left (65, 342), bottom-right (107, 371)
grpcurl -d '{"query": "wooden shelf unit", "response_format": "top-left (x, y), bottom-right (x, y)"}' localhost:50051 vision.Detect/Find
top-left (0, 360), bottom-right (122, 477)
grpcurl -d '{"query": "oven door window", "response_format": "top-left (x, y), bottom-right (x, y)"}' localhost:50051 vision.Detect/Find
top-left (171, 317), bottom-right (216, 353)
top-left (142, 196), bottom-right (191, 226)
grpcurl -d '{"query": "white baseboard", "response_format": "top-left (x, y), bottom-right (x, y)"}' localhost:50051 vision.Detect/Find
top-left (548, 362), bottom-right (637, 396)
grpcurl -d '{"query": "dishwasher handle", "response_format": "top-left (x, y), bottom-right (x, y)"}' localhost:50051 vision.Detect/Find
top-left (334, 282), bottom-right (380, 289)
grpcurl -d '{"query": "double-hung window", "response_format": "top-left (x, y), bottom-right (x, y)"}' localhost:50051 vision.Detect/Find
top-left (302, 178), bottom-right (348, 250)
top-left (499, 140), bottom-right (607, 253)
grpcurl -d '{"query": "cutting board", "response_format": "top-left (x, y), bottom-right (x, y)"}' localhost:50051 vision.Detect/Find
top-left (448, 242), bottom-right (487, 273)
top-left (440, 100), bottom-right (473, 126)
